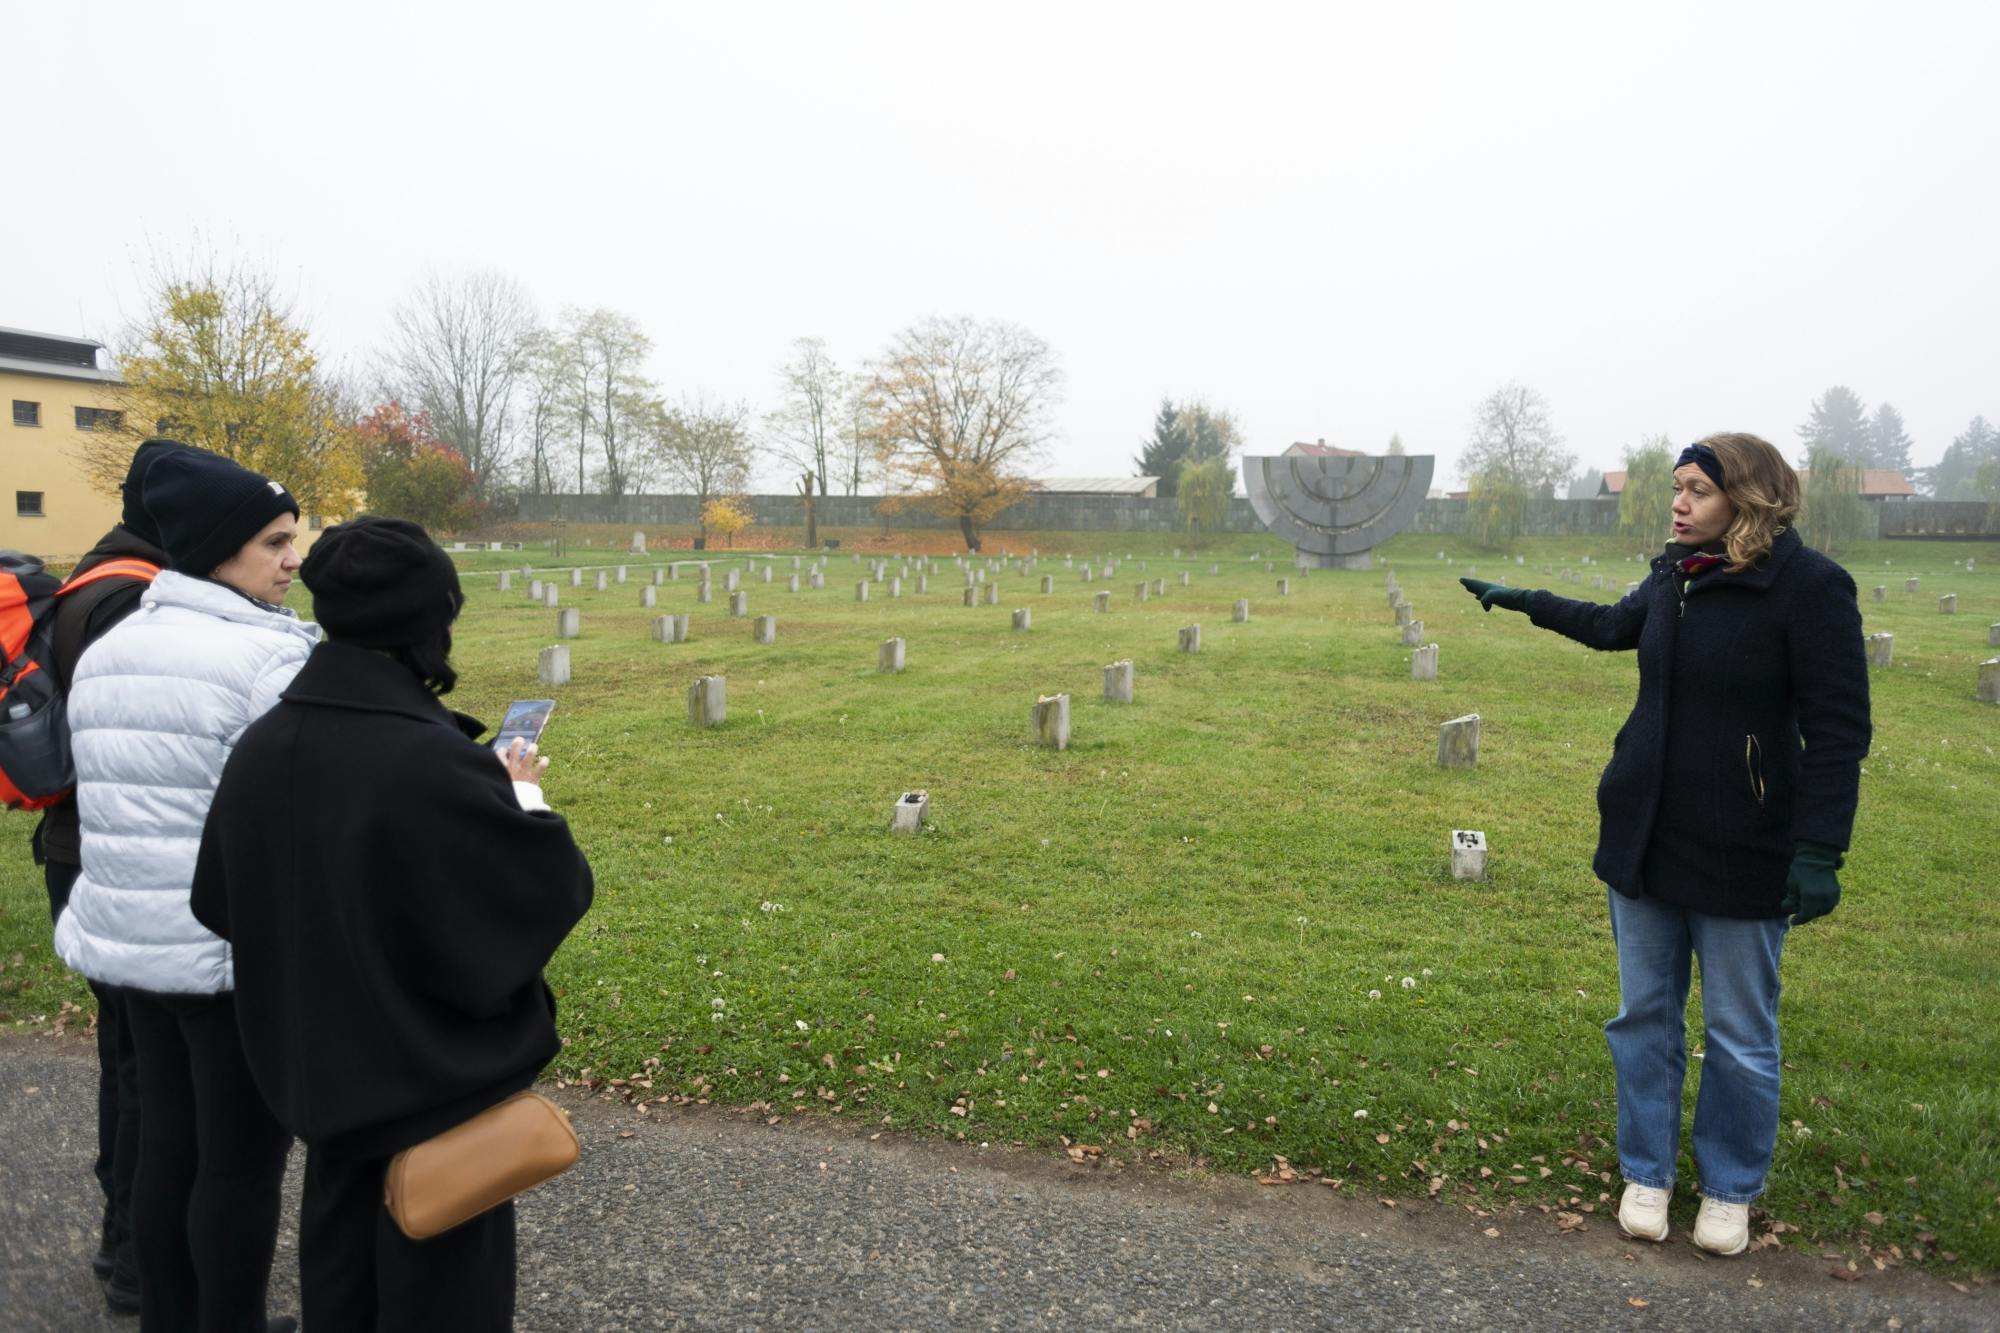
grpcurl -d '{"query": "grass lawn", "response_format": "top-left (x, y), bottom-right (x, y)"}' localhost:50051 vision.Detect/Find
top-left (3, 529), bottom-right (1995, 1271)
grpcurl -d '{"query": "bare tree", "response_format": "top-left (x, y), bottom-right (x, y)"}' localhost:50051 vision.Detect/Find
top-left (381, 271), bottom-right (534, 498)
top-left (516, 327), bottom-right (570, 497)
top-left (1463, 382), bottom-right (1574, 490)
top-left (572, 309), bottom-right (655, 497)
top-left (864, 315), bottom-right (1061, 551)
top-left (766, 337), bottom-right (843, 497)
top-left (836, 384), bottom-right (876, 496)
top-left (661, 394), bottom-right (756, 543)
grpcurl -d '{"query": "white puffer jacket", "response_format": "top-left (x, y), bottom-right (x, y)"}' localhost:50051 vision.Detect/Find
top-left (53, 571), bottom-right (320, 994)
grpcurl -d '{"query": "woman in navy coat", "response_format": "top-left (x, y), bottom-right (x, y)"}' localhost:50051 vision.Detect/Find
top-left (1461, 432), bottom-right (1870, 1256)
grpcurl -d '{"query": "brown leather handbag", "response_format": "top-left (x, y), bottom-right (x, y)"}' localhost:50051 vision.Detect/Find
top-left (382, 1091), bottom-right (580, 1240)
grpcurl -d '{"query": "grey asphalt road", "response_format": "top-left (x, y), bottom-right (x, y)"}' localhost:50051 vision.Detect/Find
top-left (2, 1030), bottom-right (1989, 1331)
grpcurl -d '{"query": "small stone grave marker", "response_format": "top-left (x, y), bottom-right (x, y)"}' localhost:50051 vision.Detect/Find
top-left (879, 638), bottom-right (905, 673)
top-left (641, 586), bottom-right (657, 608)
top-left (1032, 694), bottom-right (1070, 750)
top-left (570, 568), bottom-right (582, 588)
top-left (617, 566), bottom-right (628, 583)
top-left (537, 645), bottom-right (570, 686)
top-left (1437, 714), bottom-right (1480, 769)
top-left (1012, 608), bottom-right (1032, 631)
top-left (1989, 623), bottom-right (2000, 648)
top-left (687, 675), bottom-right (727, 728)
top-left (1866, 632), bottom-right (1892, 667)
top-left (595, 571), bottom-right (608, 592)
top-left (985, 583), bottom-right (1000, 605)
top-left (1094, 591), bottom-right (1111, 612)
top-left (1980, 658), bottom-right (2000, 703)
top-left (857, 581), bottom-right (871, 603)
top-left (1450, 830), bottom-right (1488, 881)
top-left (498, 571), bottom-right (512, 591)
top-left (1871, 585), bottom-right (1885, 602)
top-left (1103, 660), bottom-right (1134, 704)
top-left (729, 591), bottom-right (748, 618)
top-left (544, 585), bottom-right (560, 608)
top-left (1277, 578), bottom-right (1289, 596)
top-left (556, 608), bottom-right (581, 639)
top-left (1178, 624), bottom-right (1200, 653)
top-left (696, 580), bottom-right (713, 604)
top-left (963, 587), bottom-right (977, 608)
top-left (1940, 594), bottom-right (1957, 614)
top-left (1906, 576), bottom-right (1920, 592)
top-left (1041, 575), bottom-right (1054, 593)
top-left (1402, 620), bottom-right (1424, 647)
top-left (1233, 599), bottom-right (1249, 622)
top-left (1412, 643), bottom-right (1438, 680)
top-left (889, 577), bottom-right (901, 598)
top-left (1394, 602), bottom-right (1414, 627)
top-left (891, 790), bottom-right (929, 835)
top-left (917, 574), bottom-right (929, 593)
top-left (1135, 582), bottom-right (1149, 603)
top-left (753, 615), bottom-right (776, 645)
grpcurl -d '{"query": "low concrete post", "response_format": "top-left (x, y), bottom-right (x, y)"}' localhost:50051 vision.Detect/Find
top-left (696, 580), bottom-right (713, 604)
top-left (1871, 585), bottom-right (1885, 602)
top-left (1093, 591), bottom-right (1111, 612)
top-left (543, 585), bottom-right (560, 608)
top-left (1412, 643), bottom-right (1438, 680)
top-left (1940, 594), bottom-right (1958, 614)
top-left (570, 568), bottom-right (582, 588)
top-left (1135, 582), bottom-right (1149, 603)
top-left (1450, 830), bottom-right (1488, 881)
top-left (809, 572), bottom-right (824, 589)
top-left (786, 574), bottom-right (800, 593)
top-left (1277, 578), bottom-right (1290, 596)
top-left (556, 609), bottom-right (580, 639)
top-left (917, 574), bottom-right (929, 594)
top-left (1041, 575), bottom-right (1054, 593)
top-left (1866, 632), bottom-right (1893, 667)
top-left (528, 579), bottom-right (542, 600)
top-left (730, 591), bottom-right (748, 618)
top-left (1012, 608), bottom-right (1032, 631)
top-left (1989, 623), bottom-right (2000, 648)
top-left (1233, 599), bottom-right (1249, 623)
top-left (985, 583), bottom-right (1000, 605)
top-left (753, 615), bottom-right (776, 645)
top-left (1978, 658), bottom-right (2000, 703)
top-left (1179, 624), bottom-right (1201, 653)
top-left (617, 565), bottom-right (627, 583)
top-left (879, 638), bottom-right (905, 673)
top-left (891, 791), bottom-right (929, 835)
top-left (687, 675), bottom-right (727, 728)
top-left (1103, 660), bottom-right (1134, 704)
top-left (595, 571), bottom-right (608, 592)
top-left (537, 645), bottom-right (570, 686)
top-left (963, 587), bottom-right (977, 608)
top-left (1401, 620), bottom-right (1425, 647)
top-left (857, 581), bottom-right (871, 603)
top-left (498, 571), bottom-right (512, 591)
top-left (1906, 577), bottom-right (1920, 592)
top-left (1395, 602), bottom-right (1414, 627)
top-left (724, 569), bottom-right (741, 593)
top-left (1437, 714), bottom-right (1480, 769)
top-left (1032, 694), bottom-right (1071, 750)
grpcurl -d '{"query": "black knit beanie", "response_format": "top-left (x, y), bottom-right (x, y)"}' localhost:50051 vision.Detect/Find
top-left (300, 516), bottom-right (462, 648)
top-left (119, 438), bottom-right (197, 546)
top-left (143, 449), bottom-right (301, 575)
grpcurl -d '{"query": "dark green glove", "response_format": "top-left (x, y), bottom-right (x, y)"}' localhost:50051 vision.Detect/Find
top-left (1782, 842), bottom-right (1843, 926)
top-left (1459, 577), bottom-right (1535, 613)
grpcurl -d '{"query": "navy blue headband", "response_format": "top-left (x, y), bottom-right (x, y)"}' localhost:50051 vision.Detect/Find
top-left (1676, 443), bottom-right (1725, 489)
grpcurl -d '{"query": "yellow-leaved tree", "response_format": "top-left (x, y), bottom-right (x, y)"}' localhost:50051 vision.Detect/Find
top-left (701, 496), bottom-right (753, 548)
top-left (86, 260), bottom-right (363, 519)
top-left (863, 316), bottom-right (1061, 552)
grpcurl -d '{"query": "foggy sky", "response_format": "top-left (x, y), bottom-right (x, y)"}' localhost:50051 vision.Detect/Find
top-left (8, 1), bottom-right (1998, 491)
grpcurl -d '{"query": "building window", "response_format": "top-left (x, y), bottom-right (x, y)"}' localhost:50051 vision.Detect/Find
top-left (11, 400), bottom-right (38, 427)
top-left (16, 491), bottom-right (45, 517)
top-left (308, 514), bottom-right (324, 530)
top-left (75, 406), bottom-right (122, 432)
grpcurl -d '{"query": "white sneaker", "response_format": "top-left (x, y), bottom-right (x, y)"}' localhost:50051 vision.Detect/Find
top-left (1692, 1196), bottom-right (1751, 1256)
top-left (1618, 1183), bottom-right (1672, 1241)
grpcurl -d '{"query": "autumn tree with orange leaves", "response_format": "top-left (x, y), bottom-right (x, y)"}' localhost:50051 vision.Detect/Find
top-left (862, 316), bottom-right (1061, 552)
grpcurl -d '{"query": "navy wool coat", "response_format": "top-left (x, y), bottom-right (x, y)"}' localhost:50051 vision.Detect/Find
top-left (1525, 529), bottom-right (1871, 918)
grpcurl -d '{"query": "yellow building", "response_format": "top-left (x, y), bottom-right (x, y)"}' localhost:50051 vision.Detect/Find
top-left (0, 326), bottom-right (128, 560)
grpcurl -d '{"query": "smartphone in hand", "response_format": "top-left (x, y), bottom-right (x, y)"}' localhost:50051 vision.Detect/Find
top-left (492, 699), bottom-right (556, 754)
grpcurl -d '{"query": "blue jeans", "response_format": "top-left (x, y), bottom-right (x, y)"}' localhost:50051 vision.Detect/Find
top-left (1605, 889), bottom-right (1788, 1204)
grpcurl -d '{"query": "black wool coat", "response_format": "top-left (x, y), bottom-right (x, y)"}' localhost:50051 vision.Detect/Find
top-left (1525, 528), bottom-right (1871, 918)
top-left (190, 641), bottom-right (593, 1156)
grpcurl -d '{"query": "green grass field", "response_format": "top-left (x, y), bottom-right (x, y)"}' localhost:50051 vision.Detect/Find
top-left (4, 529), bottom-right (1995, 1271)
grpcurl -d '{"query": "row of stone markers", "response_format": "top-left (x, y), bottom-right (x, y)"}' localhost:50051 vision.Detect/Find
top-left (1389, 568), bottom-right (1487, 878)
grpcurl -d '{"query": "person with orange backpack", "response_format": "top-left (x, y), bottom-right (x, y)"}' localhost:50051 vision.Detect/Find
top-left (3, 437), bottom-right (184, 1315)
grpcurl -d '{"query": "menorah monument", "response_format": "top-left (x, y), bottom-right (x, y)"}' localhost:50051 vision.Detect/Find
top-left (1241, 453), bottom-right (1435, 571)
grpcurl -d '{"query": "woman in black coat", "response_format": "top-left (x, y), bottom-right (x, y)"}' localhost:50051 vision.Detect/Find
top-left (1460, 432), bottom-right (1870, 1258)
top-left (191, 517), bottom-right (593, 1331)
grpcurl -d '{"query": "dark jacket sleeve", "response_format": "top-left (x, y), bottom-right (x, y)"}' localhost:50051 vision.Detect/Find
top-left (1785, 560), bottom-right (1871, 850)
top-left (378, 734), bottom-right (594, 1019)
top-left (1525, 586), bottom-right (1650, 652)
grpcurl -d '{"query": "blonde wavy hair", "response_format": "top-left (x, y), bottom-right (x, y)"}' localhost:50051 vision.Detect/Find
top-left (1693, 432), bottom-right (1799, 572)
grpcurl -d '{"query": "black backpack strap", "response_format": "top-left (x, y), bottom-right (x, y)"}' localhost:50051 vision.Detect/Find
top-left (50, 576), bottom-right (148, 693)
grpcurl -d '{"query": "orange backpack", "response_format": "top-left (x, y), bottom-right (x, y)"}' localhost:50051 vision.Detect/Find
top-left (0, 551), bottom-right (160, 809)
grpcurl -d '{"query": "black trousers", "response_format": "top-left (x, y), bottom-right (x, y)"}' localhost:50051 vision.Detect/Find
top-left (45, 860), bottom-right (141, 1263)
top-left (124, 989), bottom-right (292, 1333)
top-left (301, 1146), bottom-right (516, 1332)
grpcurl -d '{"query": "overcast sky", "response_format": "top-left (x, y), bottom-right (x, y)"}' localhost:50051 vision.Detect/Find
top-left (8, 1), bottom-right (1998, 491)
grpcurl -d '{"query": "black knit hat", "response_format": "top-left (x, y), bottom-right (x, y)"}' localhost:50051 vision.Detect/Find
top-left (300, 516), bottom-right (463, 648)
top-left (143, 449), bottom-right (301, 575)
top-left (119, 438), bottom-right (197, 546)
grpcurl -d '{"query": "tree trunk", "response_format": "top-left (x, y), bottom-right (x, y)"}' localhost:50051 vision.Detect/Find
top-left (800, 471), bottom-right (818, 549)
top-left (960, 515), bottom-right (981, 552)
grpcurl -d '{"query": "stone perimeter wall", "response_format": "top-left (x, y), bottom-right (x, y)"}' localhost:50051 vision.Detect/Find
top-left (514, 493), bottom-right (1991, 539)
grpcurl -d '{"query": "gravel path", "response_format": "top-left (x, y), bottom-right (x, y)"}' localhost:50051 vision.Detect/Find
top-left (2, 1030), bottom-right (1987, 1331)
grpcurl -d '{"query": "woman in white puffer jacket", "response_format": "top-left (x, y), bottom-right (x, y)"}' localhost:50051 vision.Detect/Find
top-left (54, 446), bottom-right (315, 1333)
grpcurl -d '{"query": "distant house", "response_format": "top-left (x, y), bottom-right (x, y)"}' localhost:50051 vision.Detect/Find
top-left (1597, 471), bottom-right (1627, 498)
top-left (1284, 439), bottom-right (1367, 457)
top-left (1797, 468), bottom-right (1916, 500)
top-left (1034, 477), bottom-right (1161, 498)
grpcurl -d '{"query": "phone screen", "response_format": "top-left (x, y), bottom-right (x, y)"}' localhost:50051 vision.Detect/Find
top-left (493, 699), bottom-right (556, 752)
